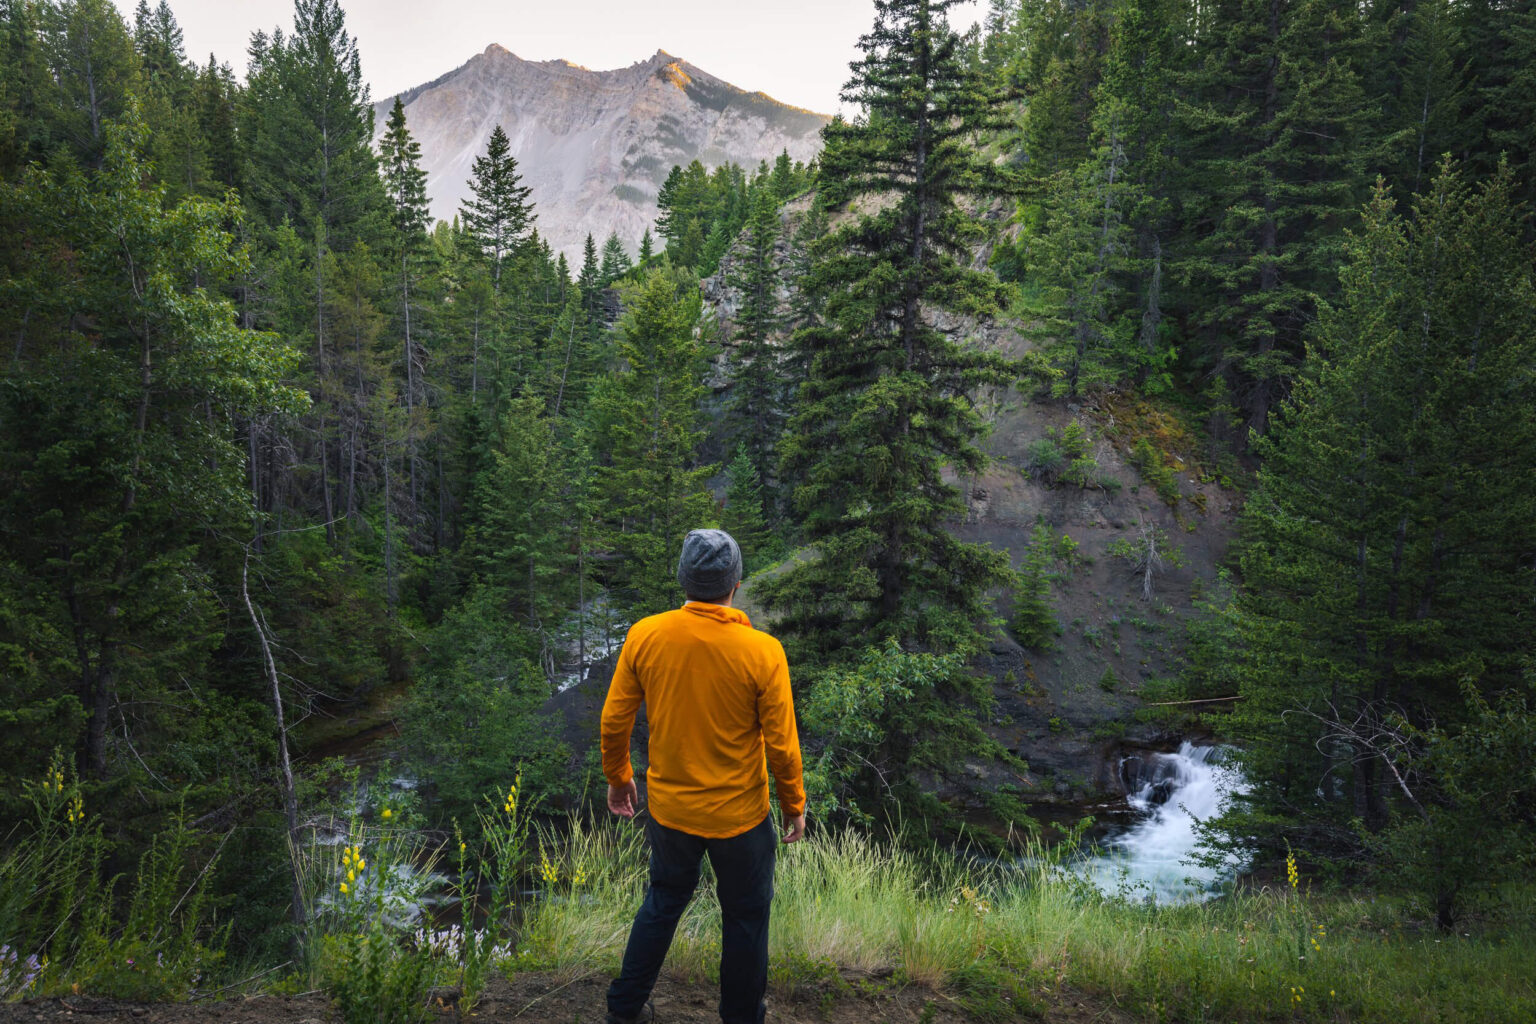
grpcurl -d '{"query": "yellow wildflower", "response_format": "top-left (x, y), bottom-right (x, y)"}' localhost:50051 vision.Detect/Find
top-left (339, 882), bottom-right (349, 895)
top-left (382, 807), bottom-right (393, 820)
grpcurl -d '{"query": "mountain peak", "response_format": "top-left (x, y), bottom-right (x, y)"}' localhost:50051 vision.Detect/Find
top-left (380, 48), bottom-right (830, 259)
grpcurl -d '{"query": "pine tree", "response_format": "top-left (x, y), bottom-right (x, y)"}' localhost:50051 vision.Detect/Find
top-left (725, 186), bottom-right (787, 481)
top-left (762, 0), bottom-right (1025, 656)
top-left (461, 124), bottom-right (533, 294)
top-left (240, 0), bottom-right (389, 546)
top-left (638, 227), bottom-right (654, 263)
top-left (467, 396), bottom-right (573, 629)
top-left (720, 445), bottom-right (776, 575)
top-left (38, 0), bottom-right (142, 165)
top-left (1369, 0), bottom-right (1473, 198)
top-left (770, 148), bottom-right (795, 200)
top-left (589, 267), bottom-right (715, 615)
top-left (378, 96), bottom-right (434, 535)
top-left (598, 231), bottom-right (632, 285)
top-left (1225, 162), bottom-right (1536, 862)
top-left (1177, 0), bottom-right (1372, 435)
top-left (0, 0), bottom-right (56, 176)
top-left (1026, 0), bottom-right (1180, 395)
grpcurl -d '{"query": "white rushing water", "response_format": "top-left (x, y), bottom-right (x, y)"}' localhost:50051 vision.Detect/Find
top-left (1079, 742), bottom-right (1249, 904)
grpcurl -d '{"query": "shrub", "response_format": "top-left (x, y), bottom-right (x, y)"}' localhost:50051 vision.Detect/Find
top-left (1129, 437), bottom-right (1181, 505)
top-left (1023, 438), bottom-right (1065, 483)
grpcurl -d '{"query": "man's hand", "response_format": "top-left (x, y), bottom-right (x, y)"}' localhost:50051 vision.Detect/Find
top-left (608, 779), bottom-right (638, 818)
top-left (782, 813), bottom-right (806, 843)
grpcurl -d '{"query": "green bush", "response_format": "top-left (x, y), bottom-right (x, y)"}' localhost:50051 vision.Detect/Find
top-left (1129, 437), bottom-right (1181, 505)
top-left (395, 585), bottom-right (570, 835)
top-left (0, 756), bottom-right (224, 1000)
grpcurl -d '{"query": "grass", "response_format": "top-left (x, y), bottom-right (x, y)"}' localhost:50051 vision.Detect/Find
top-left (515, 822), bottom-right (1536, 1022)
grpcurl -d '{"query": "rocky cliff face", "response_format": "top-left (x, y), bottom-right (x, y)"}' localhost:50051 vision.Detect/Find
top-left (376, 46), bottom-right (830, 260)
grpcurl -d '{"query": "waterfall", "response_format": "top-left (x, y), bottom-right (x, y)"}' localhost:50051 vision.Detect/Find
top-left (1079, 742), bottom-right (1249, 903)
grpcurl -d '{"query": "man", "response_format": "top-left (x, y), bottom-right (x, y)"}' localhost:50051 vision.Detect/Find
top-left (600, 528), bottom-right (806, 1024)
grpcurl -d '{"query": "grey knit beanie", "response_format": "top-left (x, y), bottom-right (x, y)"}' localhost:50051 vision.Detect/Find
top-left (677, 529), bottom-right (743, 600)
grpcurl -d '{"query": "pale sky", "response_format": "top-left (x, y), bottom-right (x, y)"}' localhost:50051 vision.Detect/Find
top-left (113, 0), bottom-right (988, 115)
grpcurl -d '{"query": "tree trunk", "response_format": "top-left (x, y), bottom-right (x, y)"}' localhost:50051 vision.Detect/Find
top-left (242, 550), bottom-right (306, 962)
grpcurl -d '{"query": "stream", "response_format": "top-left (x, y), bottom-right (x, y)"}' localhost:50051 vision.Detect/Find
top-left (1077, 742), bottom-right (1249, 904)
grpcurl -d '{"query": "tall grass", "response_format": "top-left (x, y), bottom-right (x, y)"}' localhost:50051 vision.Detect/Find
top-left (520, 819), bottom-right (1536, 1023)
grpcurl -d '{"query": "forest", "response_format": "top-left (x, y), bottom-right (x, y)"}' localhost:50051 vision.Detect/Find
top-left (0, 0), bottom-right (1533, 1020)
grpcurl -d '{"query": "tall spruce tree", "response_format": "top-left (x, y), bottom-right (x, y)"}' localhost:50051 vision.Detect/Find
top-left (589, 266), bottom-right (715, 615)
top-left (725, 186), bottom-right (788, 481)
top-left (461, 124), bottom-right (533, 295)
top-left (378, 97), bottom-right (433, 523)
top-left (598, 230), bottom-right (631, 285)
top-left (1026, 0), bottom-right (1180, 395)
top-left (38, 0), bottom-right (141, 165)
top-left (1223, 163), bottom-right (1536, 867)
top-left (241, 0), bottom-right (387, 542)
top-left (1177, 0), bottom-right (1372, 435)
top-left (762, 0), bottom-right (1026, 656)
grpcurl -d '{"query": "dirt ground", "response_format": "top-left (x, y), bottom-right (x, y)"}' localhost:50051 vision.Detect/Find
top-left (0, 970), bottom-right (1133, 1024)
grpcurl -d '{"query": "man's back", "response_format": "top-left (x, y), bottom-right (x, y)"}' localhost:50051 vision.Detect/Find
top-left (600, 601), bottom-right (803, 839)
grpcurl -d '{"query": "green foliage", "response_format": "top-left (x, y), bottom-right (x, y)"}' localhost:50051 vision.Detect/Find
top-left (0, 756), bottom-right (224, 1000)
top-left (1011, 523), bottom-right (1062, 650)
top-left (589, 265), bottom-right (715, 614)
top-left (725, 185), bottom-right (789, 483)
top-left (1128, 437), bottom-right (1180, 505)
top-left (316, 928), bottom-right (432, 1024)
top-left (1221, 163), bottom-right (1536, 871)
top-left (1052, 421), bottom-right (1103, 488)
top-left (0, 102), bottom-right (306, 784)
top-left (395, 587), bottom-right (568, 832)
top-left (765, 0), bottom-right (1035, 656)
top-left (463, 396), bottom-right (577, 626)
top-left (720, 446), bottom-right (780, 575)
top-left (1365, 681), bottom-right (1536, 929)
top-left (799, 638), bottom-right (1010, 825)
top-left (307, 827), bottom-right (439, 1024)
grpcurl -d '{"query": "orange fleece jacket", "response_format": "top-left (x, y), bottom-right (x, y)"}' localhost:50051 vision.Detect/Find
top-left (600, 602), bottom-right (805, 838)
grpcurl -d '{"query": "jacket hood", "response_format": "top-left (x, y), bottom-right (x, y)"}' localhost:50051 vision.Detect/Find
top-left (681, 601), bottom-right (752, 627)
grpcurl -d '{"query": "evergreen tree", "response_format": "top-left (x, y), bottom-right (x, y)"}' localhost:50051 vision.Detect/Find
top-left (1224, 163), bottom-right (1536, 865)
top-left (720, 445), bottom-right (776, 575)
top-left (378, 96), bottom-right (433, 525)
top-left (38, 0), bottom-right (142, 165)
top-left (0, 0), bottom-right (55, 175)
top-left (241, 0), bottom-right (387, 544)
top-left (1465, 0), bottom-right (1536, 210)
top-left (1369, 0), bottom-right (1473, 198)
top-left (466, 396), bottom-right (573, 630)
top-left (1177, 0), bottom-right (1372, 435)
top-left (725, 186), bottom-right (788, 481)
top-left (638, 226), bottom-right (654, 263)
top-left (598, 230), bottom-right (631, 285)
top-left (770, 148), bottom-right (795, 200)
top-left (460, 124), bottom-right (532, 293)
top-left (589, 267), bottom-right (715, 615)
top-left (762, 0), bottom-right (1026, 656)
top-left (1025, 0), bottom-right (1180, 395)
top-left (0, 112), bottom-right (306, 780)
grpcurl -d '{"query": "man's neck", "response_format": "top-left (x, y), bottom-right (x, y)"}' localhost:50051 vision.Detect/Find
top-left (685, 590), bottom-right (736, 608)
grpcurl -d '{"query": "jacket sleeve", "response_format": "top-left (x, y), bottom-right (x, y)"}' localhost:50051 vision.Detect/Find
top-left (600, 632), bottom-right (643, 787)
top-left (757, 640), bottom-right (805, 817)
